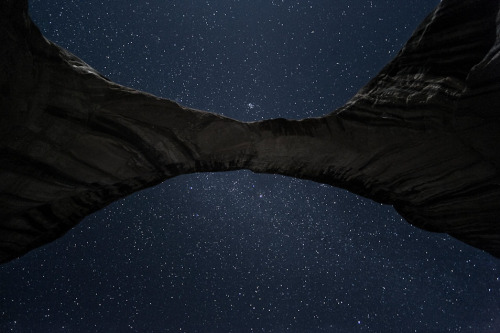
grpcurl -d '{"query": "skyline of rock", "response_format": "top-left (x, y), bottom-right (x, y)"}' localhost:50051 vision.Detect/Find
top-left (1, 0), bottom-right (499, 263)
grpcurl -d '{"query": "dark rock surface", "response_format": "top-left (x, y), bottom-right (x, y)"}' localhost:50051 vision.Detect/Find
top-left (1, 0), bottom-right (499, 263)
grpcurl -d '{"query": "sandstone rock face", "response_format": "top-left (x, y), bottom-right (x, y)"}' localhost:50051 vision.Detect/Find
top-left (1, 0), bottom-right (499, 263)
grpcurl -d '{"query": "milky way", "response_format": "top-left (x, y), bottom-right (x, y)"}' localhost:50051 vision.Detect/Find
top-left (1, 1), bottom-right (499, 332)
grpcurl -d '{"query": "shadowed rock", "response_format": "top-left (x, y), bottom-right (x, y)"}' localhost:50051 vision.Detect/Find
top-left (1, 0), bottom-right (499, 263)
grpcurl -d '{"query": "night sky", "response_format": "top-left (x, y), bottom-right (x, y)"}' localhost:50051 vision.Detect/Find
top-left (1, 0), bottom-right (500, 332)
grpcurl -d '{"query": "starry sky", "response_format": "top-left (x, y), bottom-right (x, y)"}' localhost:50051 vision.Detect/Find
top-left (1, 0), bottom-right (500, 332)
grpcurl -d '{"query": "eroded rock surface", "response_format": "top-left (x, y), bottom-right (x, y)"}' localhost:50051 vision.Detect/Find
top-left (1, 0), bottom-right (499, 263)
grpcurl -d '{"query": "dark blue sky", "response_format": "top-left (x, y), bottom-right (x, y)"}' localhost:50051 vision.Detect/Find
top-left (1, 1), bottom-right (499, 332)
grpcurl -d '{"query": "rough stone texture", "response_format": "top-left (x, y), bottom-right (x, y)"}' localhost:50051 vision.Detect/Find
top-left (1, 0), bottom-right (499, 263)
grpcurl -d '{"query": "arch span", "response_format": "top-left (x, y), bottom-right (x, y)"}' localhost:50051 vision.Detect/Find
top-left (1, 0), bottom-right (499, 262)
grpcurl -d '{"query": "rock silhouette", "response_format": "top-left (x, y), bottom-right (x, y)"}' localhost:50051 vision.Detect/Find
top-left (1, 0), bottom-right (499, 263)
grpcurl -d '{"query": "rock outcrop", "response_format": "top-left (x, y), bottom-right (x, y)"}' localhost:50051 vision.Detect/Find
top-left (1, 0), bottom-right (499, 263)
